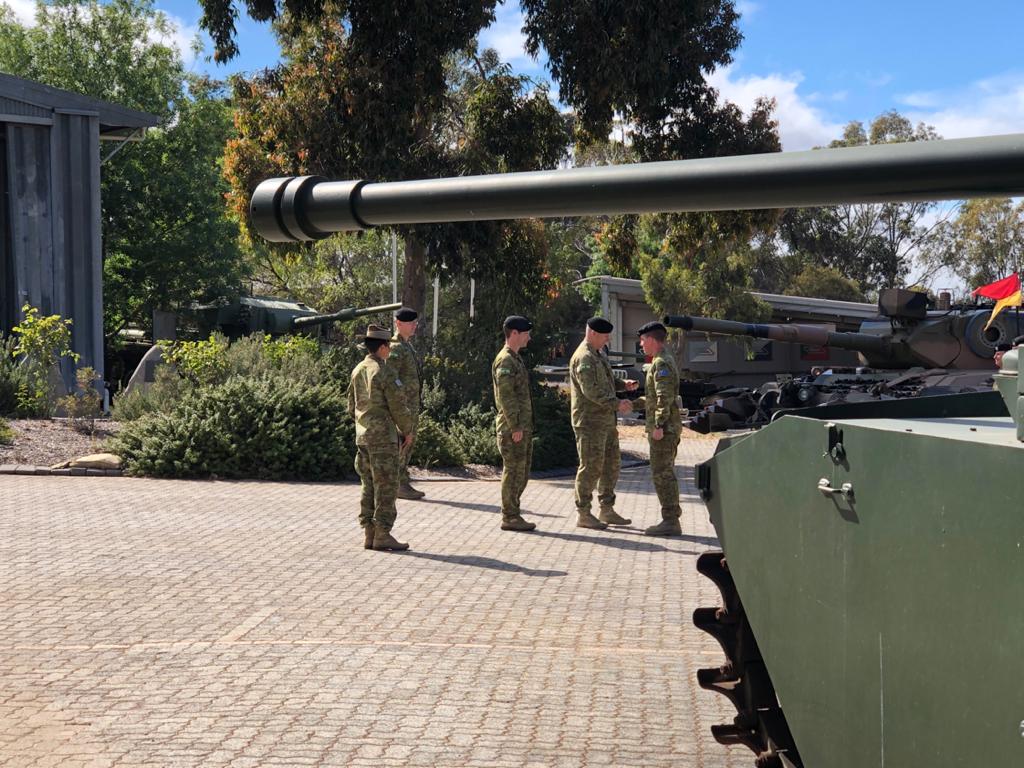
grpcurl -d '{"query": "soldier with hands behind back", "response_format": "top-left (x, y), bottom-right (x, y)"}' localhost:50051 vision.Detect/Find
top-left (390, 307), bottom-right (425, 500)
top-left (568, 317), bottom-right (638, 530)
top-left (630, 322), bottom-right (683, 536)
top-left (492, 316), bottom-right (537, 532)
top-left (347, 324), bottom-right (416, 551)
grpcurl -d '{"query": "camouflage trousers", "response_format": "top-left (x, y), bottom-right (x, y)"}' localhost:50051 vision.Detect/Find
top-left (649, 431), bottom-right (681, 519)
top-left (497, 429), bottom-right (533, 519)
top-left (397, 414), bottom-right (419, 484)
top-left (355, 443), bottom-right (400, 531)
top-left (573, 422), bottom-right (621, 514)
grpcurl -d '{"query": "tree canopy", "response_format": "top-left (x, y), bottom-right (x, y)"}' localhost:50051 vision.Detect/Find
top-left (777, 111), bottom-right (943, 294)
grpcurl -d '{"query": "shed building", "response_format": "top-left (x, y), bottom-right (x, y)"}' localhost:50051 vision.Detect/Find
top-left (0, 73), bottom-right (158, 385)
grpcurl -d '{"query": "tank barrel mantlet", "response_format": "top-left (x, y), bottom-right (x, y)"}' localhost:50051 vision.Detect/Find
top-left (663, 314), bottom-right (893, 356)
top-left (250, 133), bottom-right (1024, 242)
top-left (289, 302), bottom-right (402, 330)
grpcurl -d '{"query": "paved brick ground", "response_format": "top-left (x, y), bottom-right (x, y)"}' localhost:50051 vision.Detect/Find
top-left (0, 437), bottom-right (747, 768)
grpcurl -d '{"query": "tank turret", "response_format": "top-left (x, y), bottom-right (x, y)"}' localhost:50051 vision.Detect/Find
top-left (667, 285), bottom-right (1023, 372)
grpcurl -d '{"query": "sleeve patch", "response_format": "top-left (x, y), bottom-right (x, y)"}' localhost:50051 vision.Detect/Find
top-left (656, 368), bottom-right (670, 378)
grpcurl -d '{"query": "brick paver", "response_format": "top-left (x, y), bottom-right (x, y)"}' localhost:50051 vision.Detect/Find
top-left (0, 437), bottom-right (746, 767)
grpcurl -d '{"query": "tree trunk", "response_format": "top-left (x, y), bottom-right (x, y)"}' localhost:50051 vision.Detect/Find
top-left (402, 236), bottom-right (428, 318)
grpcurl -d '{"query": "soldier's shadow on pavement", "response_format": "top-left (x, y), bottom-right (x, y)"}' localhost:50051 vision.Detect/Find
top-left (531, 529), bottom-right (698, 555)
top-left (397, 551), bottom-right (567, 578)
top-left (412, 498), bottom-right (562, 518)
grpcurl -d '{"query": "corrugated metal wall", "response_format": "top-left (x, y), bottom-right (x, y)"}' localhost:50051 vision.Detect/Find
top-left (2, 112), bottom-right (103, 384)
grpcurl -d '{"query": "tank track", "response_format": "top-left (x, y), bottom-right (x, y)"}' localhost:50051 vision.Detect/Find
top-left (694, 550), bottom-right (803, 768)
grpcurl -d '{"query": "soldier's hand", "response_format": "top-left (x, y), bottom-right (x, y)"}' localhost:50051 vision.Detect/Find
top-left (617, 399), bottom-right (632, 415)
top-left (624, 379), bottom-right (639, 392)
top-left (652, 427), bottom-right (664, 441)
top-left (512, 430), bottom-right (524, 443)
top-left (402, 433), bottom-right (414, 450)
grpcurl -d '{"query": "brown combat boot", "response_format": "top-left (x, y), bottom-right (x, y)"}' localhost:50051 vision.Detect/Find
top-left (397, 481), bottom-right (426, 500)
top-left (363, 525), bottom-right (375, 550)
top-left (598, 509), bottom-right (632, 526)
top-left (576, 511), bottom-right (608, 530)
top-left (644, 518), bottom-right (682, 537)
top-left (501, 515), bottom-right (536, 532)
top-left (372, 526), bottom-right (410, 551)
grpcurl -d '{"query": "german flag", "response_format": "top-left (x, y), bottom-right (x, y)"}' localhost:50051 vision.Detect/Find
top-left (973, 273), bottom-right (1021, 330)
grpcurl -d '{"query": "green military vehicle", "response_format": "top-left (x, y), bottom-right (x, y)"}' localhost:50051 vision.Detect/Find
top-left (250, 133), bottom-right (1024, 767)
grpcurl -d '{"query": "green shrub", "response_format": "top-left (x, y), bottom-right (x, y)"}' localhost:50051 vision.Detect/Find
top-left (530, 383), bottom-right (577, 471)
top-left (11, 304), bottom-right (78, 417)
top-left (110, 376), bottom-right (353, 481)
top-left (409, 413), bottom-right (464, 468)
top-left (56, 367), bottom-right (103, 434)
top-left (0, 417), bottom-right (13, 446)
top-left (159, 333), bottom-right (230, 386)
top-left (448, 402), bottom-right (501, 465)
top-left (0, 333), bottom-right (24, 416)
top-left (112, 365), bottom-right (191, 422)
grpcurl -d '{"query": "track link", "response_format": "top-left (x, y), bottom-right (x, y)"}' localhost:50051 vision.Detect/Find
top-left (695, 550), bottom-right (803, 768)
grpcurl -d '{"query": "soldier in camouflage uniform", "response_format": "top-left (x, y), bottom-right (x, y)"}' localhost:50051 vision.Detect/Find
top-left (347, 324), bottom-right (416, 551)
top-left (389, 307), bottom-right (425, 500)
top-left (491, 315), bottom-right (537, 532)
top-left (569, 317), bottom-right (638, 530)
top-left (630, 321), bottom-right (683, 536)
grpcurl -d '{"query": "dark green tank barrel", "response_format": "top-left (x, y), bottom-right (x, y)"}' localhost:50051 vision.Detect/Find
top-left (251, 133), bottom-right (1024, 242)
top-left (290, 301), bottom-right (402, 330)
top-left (663, 314), bottom-right (892, 356)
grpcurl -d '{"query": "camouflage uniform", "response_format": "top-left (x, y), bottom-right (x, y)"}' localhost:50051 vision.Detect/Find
top-left (347, 354), bottom-right (416, 532)
top-left (492, 344), bottom-right (533, 521)
top-left (388, 333), bottom-right (421, 484)
top-left (631, 348), bottom-right (682, 520)
top-left (569, 340), bottom-right (626, 517)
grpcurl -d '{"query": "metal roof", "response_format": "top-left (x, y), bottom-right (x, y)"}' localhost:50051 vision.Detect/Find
top-left (0, 72), bottom-right (159, 136)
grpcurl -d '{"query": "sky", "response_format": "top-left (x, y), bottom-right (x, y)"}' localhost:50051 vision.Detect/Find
top-left (8, 0), bottom-right (1021, 152)
top-left (5, 0), bottom-right (1023, 150)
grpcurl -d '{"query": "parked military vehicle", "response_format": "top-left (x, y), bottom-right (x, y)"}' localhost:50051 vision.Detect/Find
top-left (194, 295), bottom-right (402, 338)
top-left (667, 292), bottom-right (1005, 432)
top-left (250, 133), bottom-right (1024, 767)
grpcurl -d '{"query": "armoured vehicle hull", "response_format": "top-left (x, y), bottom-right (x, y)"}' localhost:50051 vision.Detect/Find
top-left (696, 392), bottom-right (1022, 767)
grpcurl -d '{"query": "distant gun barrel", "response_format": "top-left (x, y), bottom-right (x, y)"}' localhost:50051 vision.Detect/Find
top-left (290, 302), bottom-right (402, 330)
top-left (663, 315), bottom-right (892, 356)
top-left (251, 134), bottom-right (1024, 242)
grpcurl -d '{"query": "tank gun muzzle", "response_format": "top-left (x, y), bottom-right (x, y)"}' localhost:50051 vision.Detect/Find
top-left (251, 134), bottom-right (1024, 242)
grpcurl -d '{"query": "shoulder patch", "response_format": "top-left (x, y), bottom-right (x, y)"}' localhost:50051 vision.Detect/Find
top-left (656, 368), bottom-right (670, 378)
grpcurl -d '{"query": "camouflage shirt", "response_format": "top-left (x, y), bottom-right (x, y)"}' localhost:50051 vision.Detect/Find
top-left (569, 340), bottom-right (623, 429)
top-left (388, 333), bottom-right (421, 415)
top-left (492, 345), bottom-right (532, 434)
top-left (632, 348), bottom-right (680, 435)
top-left (347, 354), bottom-right (415, 447)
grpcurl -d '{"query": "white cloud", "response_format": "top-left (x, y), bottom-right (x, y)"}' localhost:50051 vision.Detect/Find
top-left (899, 72), bottom-right (1024, 139)
top-left (707, 65), bottom-right (845, 151)
top-left (4, 0), bottom-right (37, 25)
top-left (736, 1), bottom-right (760, 21)
top-left (152, 10), bottom-right (201, 67)
top-left (479, 3), bottom-right (532, 66)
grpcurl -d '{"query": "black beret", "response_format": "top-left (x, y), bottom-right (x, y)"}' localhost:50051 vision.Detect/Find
top-left (637, 321), bottom-right (667, 336)
top-left (586, 316), bottom-right (614, 333)
top-left (503, 315), bottom-right (532, 332)
top-left (394, 307), bottom-right (418, 321)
